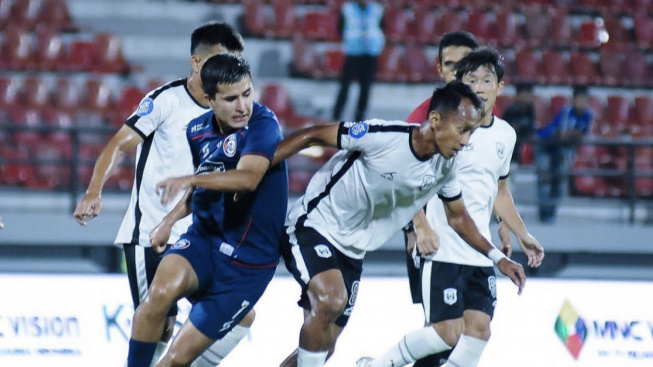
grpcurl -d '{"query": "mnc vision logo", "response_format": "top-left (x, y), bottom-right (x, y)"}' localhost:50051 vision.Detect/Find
top-left (555, 300), bottom-right (588, 359)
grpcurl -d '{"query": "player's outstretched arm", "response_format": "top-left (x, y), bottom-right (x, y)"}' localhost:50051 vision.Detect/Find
top-left (493, 179), bottom-right (545, 268)
top-left (150, 187), bottom-right (194, 254)
top-left (271, 124), bottom-right (340, 166)
top-left (74, 126), bottom-right (143, 225)
top-left (443, 197), bottom-right (526, 294)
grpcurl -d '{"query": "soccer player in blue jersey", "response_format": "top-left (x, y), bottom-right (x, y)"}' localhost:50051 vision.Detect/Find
top-left (125, 53), bottom-right (288, 367)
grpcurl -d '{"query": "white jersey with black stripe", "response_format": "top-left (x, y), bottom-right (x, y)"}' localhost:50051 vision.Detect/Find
top-left (114, 79), bottom-right (210, 247)
top-left (286, 119), bottom-right (462, 260)
top-left (426, 116), bottom-right (516, 266)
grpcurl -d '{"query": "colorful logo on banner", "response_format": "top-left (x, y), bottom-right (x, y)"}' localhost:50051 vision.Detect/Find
top-left (555, 300), bottom-right (588, 360)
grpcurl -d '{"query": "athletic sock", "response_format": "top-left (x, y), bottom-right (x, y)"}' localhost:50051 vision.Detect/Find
top-left (443, 335), bottom-right (487, 367)
top-left (372, 326), bottom-right (451, 367)
top-left (127, 339), bottom-right (157, 367)
top-left (191, 325), bottom-right (250, 367)
top-left (413, 348), bottom-right (453, 367)
top-left (149, 341), bottom-right (168, 367)
top-left (297, 347), bottom-right (328, 367)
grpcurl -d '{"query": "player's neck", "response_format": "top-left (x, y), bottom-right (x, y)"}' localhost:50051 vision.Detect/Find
top-left (411, 125), bottom-right (437, 160)
top-left (480, 111), bottom-right (494, 127)
top-left (186, 74), bottom-right (209, 108)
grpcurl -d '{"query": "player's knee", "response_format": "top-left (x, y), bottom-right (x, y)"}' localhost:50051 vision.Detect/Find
top-left (432, 321), bottom-right (463, 347)
top-left (464, 322), bottom-right (491, 340)
top-left (313, 289), bottom-right (348, 320)
top-left (164, 348), bottom-right (195, 367)
top-left (239, 309), bottom-right (255, 327)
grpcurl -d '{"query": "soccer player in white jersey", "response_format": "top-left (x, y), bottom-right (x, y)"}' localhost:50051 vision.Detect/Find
top-left (269, 81), bottom-right (526, 367)
top-left (357, 48), bottom-right (545, 367)
top-left (73, 22), bottom-right (255, 367)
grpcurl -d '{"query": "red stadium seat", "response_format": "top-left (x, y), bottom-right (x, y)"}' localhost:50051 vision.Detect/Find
top-left (573, 176), bottom-right (609, 197)
top-left (635, 96), bottom-right (653, 126)
top-left (405, 45), bottom-right (432, 83)
top-left (414, 8), bottom-right (438, 45)
top-left (633, 0), bottom-right (653, 14)
top-left (578, 21), bottom-right (601, 48)
top-left (466, 10), bottom-right (493, 45)
top-left (494, 95), bottom-right (513, 118)
top-left (302, 11), bottom-right (330, 41)
top-left (34, 28), bottom-right (64, 71)
top-left (82, 79), bottom-right (113, 114)
top-left (94, 33), bottom-right (131, 73)
top-left (533, 96), bottom-right (551, 128)
top-left (549, 11), bottom-right (572, 47)
top-left (634, 15), bottom-right (653, 48)
top-left (603, 16), bottom-right (631, 49)
top-left (0, 146), bottom-right (34, 186)
top-left (0, 77), bottom-right (20, 109)
top-left (38, 0), bottom-right (76, 32)
top-left (243, 1), bottom-right (271, 37)
top-left (272, 0), bottom-right (296, 39)
top-left (514, 48), bottom-right (545, 84)
top-left (22, 77), bottom-right (51, 110)
top-left (7, 0), bottom-right (40, 30)
top-left (606, 95), bottom-right (631, 135)
top-left (495, 10), bottom-right (520, 48)
top-left (376, 46), bottom-right (407, 82)
top-left (598, 48), bottom-right (624, 86)
top-left (383, 7), bottom-right (413, 43)
top-left (623, 51), bottom-right (651, 87)
top-left (435, 10), bottom-right (466, 36)
top-left (52, 78), bottom-right (81, 112)
top-left (0, 26), bottom-right (34, 70)
top-left (542, 50), bottom-right (572, 84)
top-left (259, 83), bottom-right (296, 125)
top-left (116, 85), bottom-right (144, 117)
top-left (523, 5), bottom-right (550, 47)
top-left (64, 40), bottom-right (97, 71)
top-left (322, 49), bottom-right (345, 79)
top-left (569, 52), bottom-right (599, 85)
top-left (291, 38), bottom-right (318, 77)
top-left (549, 95), bottom-right (570, 118)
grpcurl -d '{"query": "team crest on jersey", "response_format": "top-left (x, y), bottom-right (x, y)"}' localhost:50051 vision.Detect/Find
top-left (172, 239), bottom-right (190, 250)
top-left (443, 288), bottom-right (457, 305)
top-left (349, 122), bottom-right (368, 139)
top-left (488, 276), bottom-right (497, 298)
top-left (420, 175), bottom-right (436, 191)
top-left (223, 134), bottom-right (237, 157)
top-left (496, 143), bottom-right (505, 159)
top-left (136, 98), bottom-right (154, 117)
top-left (314, 244), bottom-right (332, 258)
top-left (348, 280), bottom-right (360, 306)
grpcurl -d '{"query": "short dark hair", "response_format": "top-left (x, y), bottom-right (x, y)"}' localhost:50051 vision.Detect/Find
top-left (428, 80), bottom-right (484, 118)
top-left (573, 85), bottom-right (589, 98)
top-left (438, 31), bottom-right (480, 62)
top-left (191, 21), bottom-right (244, 56)
top-left (201, 54), bottom-right (251, 99)
top-left (454, 47), bottom-right (505, 82)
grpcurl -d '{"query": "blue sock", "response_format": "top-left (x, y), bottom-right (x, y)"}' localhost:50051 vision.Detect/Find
top-left (127, 339), bottom-right (157, 367)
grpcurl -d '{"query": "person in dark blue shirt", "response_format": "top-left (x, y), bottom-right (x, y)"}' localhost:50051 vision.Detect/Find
top-left (535, 86), bottom-right (593, 223)
top-left (126, 54), bottom-right (288, 367)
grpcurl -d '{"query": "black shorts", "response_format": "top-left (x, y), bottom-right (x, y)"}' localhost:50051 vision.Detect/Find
top-left (123, 243), bottom-right (178, 317)
top-left (404, 230), bottom-right (422, 304)
top-left (281, 226), bottom-right (363, 328)
top-left (420, 260), bottom-right (496, 323)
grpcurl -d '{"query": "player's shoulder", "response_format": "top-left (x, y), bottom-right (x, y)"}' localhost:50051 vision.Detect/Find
top-left (186, 110), bottom-right (213, 139)
top-left (492, 116), bottom-right (517, 140)
top-left (144, 78), bottom-right (187, 102)
top-left (249, 102), bottom-right (281, 127)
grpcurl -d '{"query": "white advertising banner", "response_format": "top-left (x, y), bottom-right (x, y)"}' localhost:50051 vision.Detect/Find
top-left (0, 275), bottom-right (651, 367)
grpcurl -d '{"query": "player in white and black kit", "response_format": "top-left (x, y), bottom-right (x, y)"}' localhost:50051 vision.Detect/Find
top-left (269, 81), bottom-right (526, 367)
top-left (358, 49), bottom-right (545, 367)
top-left (73, 22), bottom-right (255, 367)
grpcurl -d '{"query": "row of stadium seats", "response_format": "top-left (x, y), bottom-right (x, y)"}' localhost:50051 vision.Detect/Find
top-left (0, 27), bottom-right (133, 73)
top-left (241, 1), bottom-right (653, 50)
top-left (291, 40), bottom-right (653, 88)
top-left (215, 0), bottom-right (653, 17)
top-left (0, 0), bottom-right (76, 32)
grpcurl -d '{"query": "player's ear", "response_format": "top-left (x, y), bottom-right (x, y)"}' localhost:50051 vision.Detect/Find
top-left (204, 93), bottom-right (212, 105)
top-left (435, 58), bottom-right (442, 77)
top-left (191, 55), bottom-right (201, 74)
top-left (428, 110), bottom-right (441, 130)
top-left (497, 80), bottom-right (505, 95)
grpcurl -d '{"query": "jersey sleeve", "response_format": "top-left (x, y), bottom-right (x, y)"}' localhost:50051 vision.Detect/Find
top-left (500, 127), bottom-right (517, 179)
top-left (437, 161), bottom-right (462, 201)
top-left (406, 98), bottom-right (431, 124)
top-left (337, 119), bottom-right (388, 155)
top-left (125, 92), bottom-right (175, 139)
top-left (242, 114), bottom-right (282, 161)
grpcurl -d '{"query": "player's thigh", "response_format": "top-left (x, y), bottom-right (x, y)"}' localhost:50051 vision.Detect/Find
top-left (421, 261), bottom-right (466, 324)
top-left (463, 266), bottom-right (497, 321)
top-left (123, 243), bottom-right (179, 317)
top-left (189, 255), bottom-right (275, 341)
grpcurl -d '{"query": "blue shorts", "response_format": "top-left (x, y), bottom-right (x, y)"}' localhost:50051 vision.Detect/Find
top-left (166, 227), bottom-right (276, 340)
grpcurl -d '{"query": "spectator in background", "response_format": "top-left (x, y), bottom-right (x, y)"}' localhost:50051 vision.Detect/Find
top-left (332, 0), bottom-right (385, 122)
top-left (535, 86), bottom-right (594, 223)
top-left (502, 83), bottom-right (536, 164)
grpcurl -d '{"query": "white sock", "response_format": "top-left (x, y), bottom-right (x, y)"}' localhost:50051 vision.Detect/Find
top-left (150, 341), bottom-right (168, 367)
top-left (191, 325), bottom-right (250, 367)
top-left (297, 347), bottom-right (328, 367)
top-left (372, 326), bottom-right (451, 367)
top-left (443, 335), bottom-right (488, 367)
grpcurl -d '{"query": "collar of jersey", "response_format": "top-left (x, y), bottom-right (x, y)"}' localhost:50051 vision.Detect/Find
top-left (479, 115), bottom-right (495, 129)
top-left (183, 78), bottom-right (211, 109)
